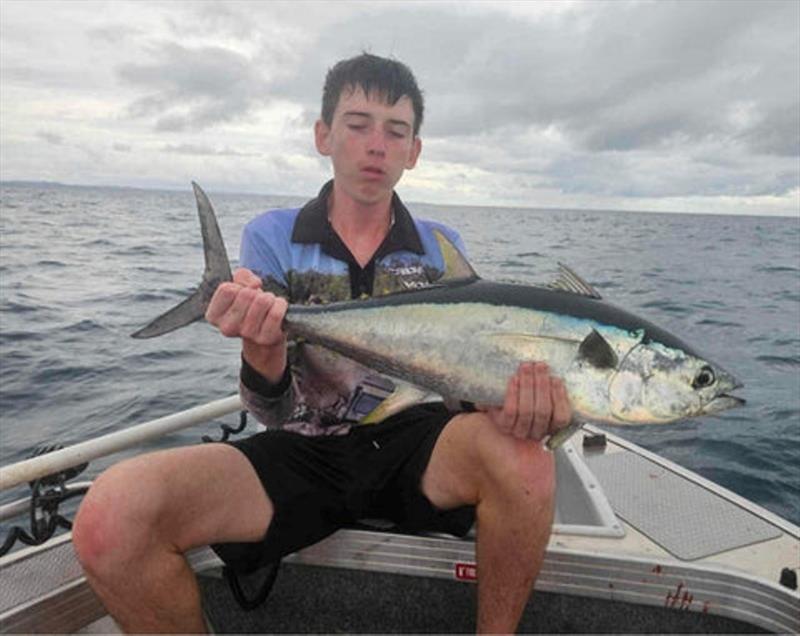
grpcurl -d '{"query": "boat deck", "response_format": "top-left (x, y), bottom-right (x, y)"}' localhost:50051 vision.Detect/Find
top-left (1, 426), bottom-right (798, 634)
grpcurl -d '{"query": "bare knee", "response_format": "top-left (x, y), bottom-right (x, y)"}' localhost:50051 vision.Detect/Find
top-left (72, 459), bottom-right (163, 578)
top-left (477, 424), bottom-right (556, 511)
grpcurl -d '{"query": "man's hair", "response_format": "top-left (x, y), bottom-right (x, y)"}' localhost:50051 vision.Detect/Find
top-left (321, 53), bottom-right (424, 136)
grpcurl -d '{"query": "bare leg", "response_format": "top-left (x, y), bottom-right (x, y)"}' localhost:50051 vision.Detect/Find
top-left (422, 413), bottom-right (556, 634)
top-left (72, 444), bottom-right (272, 633)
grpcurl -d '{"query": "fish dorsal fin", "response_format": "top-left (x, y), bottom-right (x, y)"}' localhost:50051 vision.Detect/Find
top-left (547, 263), bottom-right (602, 299)
top-left (433, 229), bottom-right (480, 283)
top-left (578, 329), bottom-right (618, 368)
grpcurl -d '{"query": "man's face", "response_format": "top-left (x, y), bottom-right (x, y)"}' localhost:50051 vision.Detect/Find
top-left (315, 86), bottom-right (421, 206)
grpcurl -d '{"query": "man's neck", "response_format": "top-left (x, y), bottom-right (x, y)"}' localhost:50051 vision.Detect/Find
top-left (327, 181), bottom-right (394, 267)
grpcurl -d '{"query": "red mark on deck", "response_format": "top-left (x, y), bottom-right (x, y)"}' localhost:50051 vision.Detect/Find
top-left (652, 565), bottom-right (663, 574)
top-left (665, 582), bottom-right (693, 610)
top-left (455, 562), bottom-right (477, 582)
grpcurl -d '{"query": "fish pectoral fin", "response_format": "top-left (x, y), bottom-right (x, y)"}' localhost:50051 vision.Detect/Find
top-left (578, 329), bottom-right (618, 369)
top-left (360, 384), bottom-right (435, 425)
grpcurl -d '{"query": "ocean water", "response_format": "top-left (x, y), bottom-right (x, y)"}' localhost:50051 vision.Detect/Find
top-left (1, 182), bottom-right (798, 530)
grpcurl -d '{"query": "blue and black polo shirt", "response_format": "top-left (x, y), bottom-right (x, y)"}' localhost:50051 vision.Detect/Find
top-left (238, 180), bottom-right (467, 435)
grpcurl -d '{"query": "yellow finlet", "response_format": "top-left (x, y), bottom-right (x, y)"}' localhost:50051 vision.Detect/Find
top-left (360, 384), bottom-right (436, 425)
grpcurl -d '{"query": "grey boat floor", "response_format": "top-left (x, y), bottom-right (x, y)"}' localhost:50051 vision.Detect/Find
top-left (198, 562), bottom-right (766, 634)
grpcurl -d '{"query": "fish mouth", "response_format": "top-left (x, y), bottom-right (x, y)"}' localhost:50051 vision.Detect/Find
top-left (700, 370), bottom-right (747, 415)
top-left (701, 392), bottom-right (746, 415)
top-left (701, 372), bottom-right (745, 415)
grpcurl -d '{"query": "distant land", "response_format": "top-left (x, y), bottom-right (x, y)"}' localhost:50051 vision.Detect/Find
top-left (2, 180), bottom-right (798, 219)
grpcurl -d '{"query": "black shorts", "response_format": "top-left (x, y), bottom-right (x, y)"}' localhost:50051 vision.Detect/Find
top-left (211, 403), bottom-right (474, 573)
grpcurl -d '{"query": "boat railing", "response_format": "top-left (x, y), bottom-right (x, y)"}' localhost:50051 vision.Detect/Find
top-left (0, 394), bottom-right (242, 492)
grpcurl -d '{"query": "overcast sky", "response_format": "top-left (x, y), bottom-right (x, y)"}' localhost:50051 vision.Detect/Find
top-left (1, 0), bottom-right (798, 216)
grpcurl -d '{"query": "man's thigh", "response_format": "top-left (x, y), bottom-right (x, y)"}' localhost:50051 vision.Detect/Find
top-left (87, 443), bottom-right (273, 553)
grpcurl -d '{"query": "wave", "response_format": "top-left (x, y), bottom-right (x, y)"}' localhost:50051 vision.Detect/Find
top-left (35, 259), bottom-right (66, 268)
top-left (695, 317), bottom-right (743, 328)
top-left (114, 245), bottom-right (159, 257)
top-left (754, 265), bottom-right (800, 274)
top-left (755, 354), bottom-right (800, 370)
top-left (638, 299), bottom-right (691, 315)
top-left (62, 319), bottom-right (108, 334)
top-left (515, 251), bottom-right (544, 258)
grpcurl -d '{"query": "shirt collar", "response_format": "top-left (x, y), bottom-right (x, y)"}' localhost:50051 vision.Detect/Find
top-left (291, 180), bottom-right (425, 258)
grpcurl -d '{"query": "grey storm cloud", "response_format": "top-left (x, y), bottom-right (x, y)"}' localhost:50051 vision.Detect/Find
top-left (1, 0), bottom-right (796, 211)
top-left (248, 0), bottom-right (796, 202)
top-left (109, 1), bottom-right (798, 160)
top-left (545, 150), bottom-right (798, 199)
top-left (262, 1), bottom-right (798, 159)
top-left (117, 42), bottom-right (271, 131)
top-left (36, 130), bottom-right (63, 145)
top-left (161, 143), bottom-right (259, 157)
top-left (740, 105), bottom-right (800, 158)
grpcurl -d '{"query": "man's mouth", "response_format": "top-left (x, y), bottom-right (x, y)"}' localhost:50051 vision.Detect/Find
top-left (361, 166), bottom-right (385, 176)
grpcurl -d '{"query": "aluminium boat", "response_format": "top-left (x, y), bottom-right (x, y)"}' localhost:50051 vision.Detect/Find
top-left (1, 395), bottom-right (797, 633)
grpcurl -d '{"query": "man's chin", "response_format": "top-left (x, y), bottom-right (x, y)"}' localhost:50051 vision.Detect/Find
top-left (342, 177), bottom-right (397, 206)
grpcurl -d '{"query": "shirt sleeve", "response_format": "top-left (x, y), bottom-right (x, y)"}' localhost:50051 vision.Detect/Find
top-left (239, 217), bottom-right (290, 297)
top-left (237, 215), bottom-right (295, 426)
top-left (239, 356), bottom-right (295, 429)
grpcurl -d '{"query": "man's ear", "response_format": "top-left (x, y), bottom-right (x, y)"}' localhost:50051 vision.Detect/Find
top-left (314, 119), bottom-right (331, 156)
top-left (405, 136), bottom-right (422, 170)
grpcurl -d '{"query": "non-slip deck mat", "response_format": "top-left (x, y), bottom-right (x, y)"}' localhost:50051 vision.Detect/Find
top-left (584, 451), bottom-right (782, 560)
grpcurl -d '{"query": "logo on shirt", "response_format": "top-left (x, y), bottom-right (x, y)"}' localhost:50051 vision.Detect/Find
top-left (380, 263), bottom-right (432, 290)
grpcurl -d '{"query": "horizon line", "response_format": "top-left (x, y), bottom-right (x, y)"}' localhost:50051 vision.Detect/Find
top-left (1, 179), bottom-right (798, 220)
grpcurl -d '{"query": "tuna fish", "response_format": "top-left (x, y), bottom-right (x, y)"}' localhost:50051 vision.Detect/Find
top-left (132, 183), bottom-right (744, 446)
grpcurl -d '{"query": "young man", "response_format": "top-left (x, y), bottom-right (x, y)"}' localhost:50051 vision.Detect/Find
top-left (73, 54), bottom-right (571, 633)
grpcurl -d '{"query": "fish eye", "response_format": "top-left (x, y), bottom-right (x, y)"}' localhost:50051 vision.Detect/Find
top-left (692, 366), bottom-right (716, 389)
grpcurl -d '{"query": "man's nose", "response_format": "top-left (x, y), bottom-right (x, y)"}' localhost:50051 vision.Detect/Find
top-left (366, 130), bottom-right (387, 155)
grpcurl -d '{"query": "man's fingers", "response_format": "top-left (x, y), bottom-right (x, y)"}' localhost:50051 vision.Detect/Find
top-left (551, 378), bottom-right (572, 433)
top-left (256, 295), bottom-right (288, 345)
top-left (240, 292), bottom-right (273, 341)
top-left (513, 363), bottom-right (534, 439)
top-left (233, 267), bottom-right (262, 289)
top-left (494, 361), bottom-right (570, 442)
top-left (205, 282), bottom-right (239, 325)
top-left (501, 372), bottom-right (519, 435)
top-left (217, 287), bottom-right (256, 337)
top-left (531, 362), bottom-right (552, 441)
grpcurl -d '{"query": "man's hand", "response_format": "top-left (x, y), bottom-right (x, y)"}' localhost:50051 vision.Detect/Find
top-left (205, 268), bottom-right (288, 347)
top-left (205, 268), bottom-right (288, 382)
top-left (479, 362), bottom-right (572, 442)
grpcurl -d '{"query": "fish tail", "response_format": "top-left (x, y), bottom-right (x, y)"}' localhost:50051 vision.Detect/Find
top-left (131, 182), bottom-right (233, 339)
